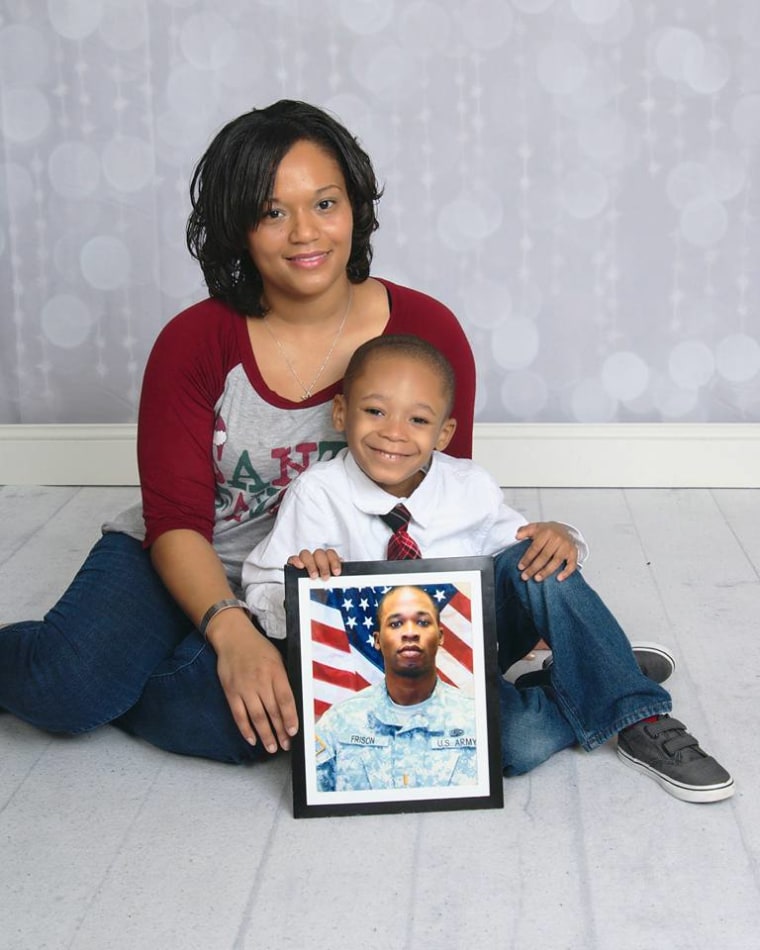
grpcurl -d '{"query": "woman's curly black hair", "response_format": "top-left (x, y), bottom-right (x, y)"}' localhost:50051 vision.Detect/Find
top-left (186, 100), bottom-right (382, 317)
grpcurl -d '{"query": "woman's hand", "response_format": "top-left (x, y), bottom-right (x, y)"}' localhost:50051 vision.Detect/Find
top-left (149, 528), bottom-right (298, 753)
top-left (287, 548), bottom-right (342, 581)
top-left (515, 521), bottom-right (579, 582)
top-left (206, 610), bottom-right (299, 754)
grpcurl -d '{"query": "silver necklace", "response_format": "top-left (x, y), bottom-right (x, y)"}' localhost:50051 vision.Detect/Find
top-left (263, 289), bottom-right (353, 400)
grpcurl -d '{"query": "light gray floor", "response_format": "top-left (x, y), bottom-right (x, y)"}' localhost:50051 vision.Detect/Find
top-left (1, 485), bottom-right (759, 950)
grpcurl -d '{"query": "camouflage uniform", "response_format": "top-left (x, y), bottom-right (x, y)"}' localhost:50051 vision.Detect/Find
top-left (315, 680), bottom-right (478, 791)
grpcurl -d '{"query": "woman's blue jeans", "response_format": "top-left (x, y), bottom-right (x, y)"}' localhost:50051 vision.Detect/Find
top-left (495, 542), bottom-right (671, 775)
top-left (0, 533), bottom-right (265, 764)
top-left (0, 534), bottom-right (671, 773)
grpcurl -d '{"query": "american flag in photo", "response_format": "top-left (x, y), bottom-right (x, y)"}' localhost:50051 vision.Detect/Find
top-left (309, 583), bottom-right (474, 719)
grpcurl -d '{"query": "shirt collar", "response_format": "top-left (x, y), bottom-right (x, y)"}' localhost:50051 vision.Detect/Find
top-left (342, 449), bottom-right (439, 526)
top-left (371, 679), bottom-right (448, 732)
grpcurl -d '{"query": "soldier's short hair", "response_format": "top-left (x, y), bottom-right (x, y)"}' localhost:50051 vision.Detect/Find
top-left (375, 585), bottom-right (441, 630)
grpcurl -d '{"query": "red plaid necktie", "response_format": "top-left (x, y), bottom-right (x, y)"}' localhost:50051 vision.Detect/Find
top-left (380, 503), bottom-right (421, 560)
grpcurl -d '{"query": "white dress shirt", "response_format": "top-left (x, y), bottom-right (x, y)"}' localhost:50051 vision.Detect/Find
top-left (242, 448), bottom-right (588, 640)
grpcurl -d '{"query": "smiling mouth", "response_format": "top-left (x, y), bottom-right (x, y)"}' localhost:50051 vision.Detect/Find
top-left (287, 251), bottom-right (329, 265)
top-left (370, 447), bottom-right (413, 462)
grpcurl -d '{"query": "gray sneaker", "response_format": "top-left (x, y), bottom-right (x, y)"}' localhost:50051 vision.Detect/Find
top-left (514, 641), bottom-right (676, 690)
top-left (628, 641), bottom-right (676, 684)
top-left (617, 716), bottom-right (734, 803)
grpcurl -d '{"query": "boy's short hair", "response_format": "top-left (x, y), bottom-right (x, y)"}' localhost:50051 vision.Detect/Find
top-left (342, 335), bottom-right (456, 416)
top-left (186, 99), bottom-right (382, 318)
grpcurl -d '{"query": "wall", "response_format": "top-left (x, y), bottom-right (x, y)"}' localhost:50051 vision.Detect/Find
top-left (1, 0), bottom-right (759, 427)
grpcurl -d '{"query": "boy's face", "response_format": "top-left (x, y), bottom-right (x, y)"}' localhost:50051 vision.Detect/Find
top-left (332, 352), bottom-right (457, 497)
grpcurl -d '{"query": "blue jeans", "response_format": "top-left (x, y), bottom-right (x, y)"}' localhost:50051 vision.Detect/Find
top-left (495, 542), bottom-right (672, 775)
top-left (0, 533), bottom-right (265, 764)
top-left (0, 534), bottom-right (671, 773)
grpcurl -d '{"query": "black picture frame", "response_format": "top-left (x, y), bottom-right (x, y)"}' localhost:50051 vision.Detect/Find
top-left (285, 556), bottom-right (504, 818)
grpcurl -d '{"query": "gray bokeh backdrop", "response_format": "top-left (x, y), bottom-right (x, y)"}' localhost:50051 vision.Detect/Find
top-left (1, 0), bottom-right (759, 425)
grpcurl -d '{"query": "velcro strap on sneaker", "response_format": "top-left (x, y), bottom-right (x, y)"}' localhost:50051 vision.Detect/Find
top-left (647, 717), bottom-right (686, 737)
top-left (663, 733), bottom-right (700, 755)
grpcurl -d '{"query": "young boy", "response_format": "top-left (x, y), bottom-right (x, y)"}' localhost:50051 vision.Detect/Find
top-left (242, 335), bottom-right (734, 803)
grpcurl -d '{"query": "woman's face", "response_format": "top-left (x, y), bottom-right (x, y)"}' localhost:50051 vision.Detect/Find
top-left (246, 139), bottom-right (354, 304)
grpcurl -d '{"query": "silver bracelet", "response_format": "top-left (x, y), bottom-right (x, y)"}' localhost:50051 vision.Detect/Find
top-left (198, 599), bottom-right (249, 640)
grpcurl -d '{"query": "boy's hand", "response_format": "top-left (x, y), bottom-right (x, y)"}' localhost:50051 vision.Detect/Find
top-left (287, 548), bottom-right (342, 581)
top-left (515, 521), bottom-right (579, 582)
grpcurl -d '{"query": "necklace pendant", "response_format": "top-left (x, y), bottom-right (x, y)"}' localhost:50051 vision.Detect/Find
top-left (263, 287), bottom-right (353, 402)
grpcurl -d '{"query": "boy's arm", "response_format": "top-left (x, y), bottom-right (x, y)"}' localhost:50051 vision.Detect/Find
top-left (470, 472), bottom-right (588, 583)
top-left (241, 501), bottom-right (296, 642)
top-left (242, 479), bottom-right (345, 636)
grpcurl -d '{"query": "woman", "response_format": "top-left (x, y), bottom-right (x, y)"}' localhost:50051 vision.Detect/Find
top-left (0, 100), bottom-right (476, 764)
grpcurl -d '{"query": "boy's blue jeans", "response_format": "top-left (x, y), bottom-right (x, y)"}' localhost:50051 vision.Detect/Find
top-left (0, 534), bottom-right (671, 772)
top-left (494, 542), bottom-right (671, 775)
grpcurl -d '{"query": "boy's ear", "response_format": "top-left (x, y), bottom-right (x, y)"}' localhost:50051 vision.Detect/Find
top-left (434, 417), bottom-right (457, 452)
top-left (332, 394), bottom-right (346, 432)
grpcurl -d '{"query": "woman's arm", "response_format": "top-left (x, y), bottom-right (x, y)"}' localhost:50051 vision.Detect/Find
top-left (136, 305), bottom-right (297, 750)
top-left (150, 529), bottom-right (298, 753)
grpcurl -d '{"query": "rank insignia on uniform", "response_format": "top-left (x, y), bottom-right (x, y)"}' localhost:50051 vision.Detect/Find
top-left (449, 728), bottom-right (465, 737)
top-left (315, 734), bottom-right (327, 759)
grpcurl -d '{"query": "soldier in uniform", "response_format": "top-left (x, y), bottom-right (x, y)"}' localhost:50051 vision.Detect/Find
top-left (315, 585), bottom-right (478, 792)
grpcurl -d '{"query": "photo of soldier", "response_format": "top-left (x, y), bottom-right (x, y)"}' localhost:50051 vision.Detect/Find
top-left (314, 584), bottom-right (478, 792)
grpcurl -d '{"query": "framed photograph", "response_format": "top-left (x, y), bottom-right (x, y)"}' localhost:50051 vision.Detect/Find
top-left (285, 556), bottom-right (504, 818)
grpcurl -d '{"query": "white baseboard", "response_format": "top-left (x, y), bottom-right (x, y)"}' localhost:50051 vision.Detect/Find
top-left (0, 422), bottom-right (758, 488)
top-left (472, 423), bottom-right (760, 488)
top-left (0, 424), bottom-right (139, 486)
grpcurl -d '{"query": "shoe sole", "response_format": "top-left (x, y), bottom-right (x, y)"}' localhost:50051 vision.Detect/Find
top-left (629, 640), bottom-right (676, 684)
top-left (540, 641), bottom-right (676, 684)
top-left (616, 745), bottom-right (735, 803)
